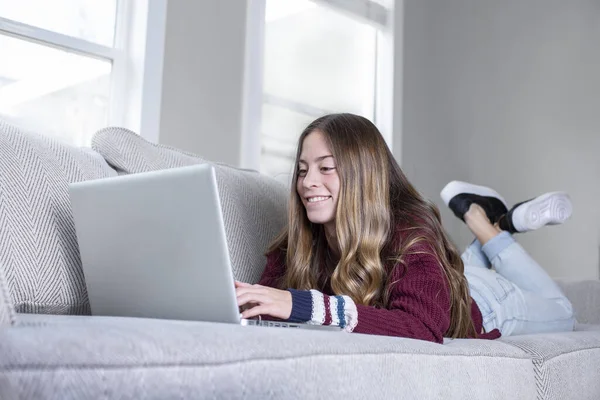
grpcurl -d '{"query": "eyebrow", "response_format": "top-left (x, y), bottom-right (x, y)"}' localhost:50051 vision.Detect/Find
top-left (298, 155), bottom-right (334, 164)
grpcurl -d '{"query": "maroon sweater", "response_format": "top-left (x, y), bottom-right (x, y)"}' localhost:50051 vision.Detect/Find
top-left (258, 237), bottom-right (501, 343)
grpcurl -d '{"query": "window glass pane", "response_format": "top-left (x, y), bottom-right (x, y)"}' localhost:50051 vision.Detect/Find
top-left (0, 34), bottom-right (111, 146)
top-left (261, 0), bottom-right (378, 177)
top-left (370, 0), bottom-right (393, 7)
top-left (260, 152), bottom-right (296, 186)
top-left (262, 103), bottom-right (316, 145)
top-left (0, 0), bottom-right (117, 46)
top-left (263, 0), bottom-right (377, 117)
top-left (261, 103), bottom-right (317, 179)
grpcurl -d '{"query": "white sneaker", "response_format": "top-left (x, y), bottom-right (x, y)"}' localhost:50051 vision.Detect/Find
top-left (440, 180), bottom-right (508, 223)
top-left (507, 192), bottom-right (573, 233)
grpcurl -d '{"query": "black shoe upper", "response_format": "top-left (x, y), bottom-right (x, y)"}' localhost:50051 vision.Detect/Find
top-left (448, 193), bottom-right (509, 224)
top-left (498, 198), bottom-right (533, 233)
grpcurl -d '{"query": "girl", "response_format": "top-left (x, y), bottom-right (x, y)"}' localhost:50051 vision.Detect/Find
top-left (235, 113), bottom-right (575, 343)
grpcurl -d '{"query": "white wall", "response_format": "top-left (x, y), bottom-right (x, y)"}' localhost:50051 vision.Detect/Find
top-left (401, 0), bottom-right (600, 279)
top-left (155, 0), bottom-right (600, 278)
top-left (158, 0), bottom-right (248, 166)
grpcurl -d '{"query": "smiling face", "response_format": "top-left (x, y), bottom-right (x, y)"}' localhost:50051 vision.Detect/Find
top-left (296, 130), bottom-right (340, 232)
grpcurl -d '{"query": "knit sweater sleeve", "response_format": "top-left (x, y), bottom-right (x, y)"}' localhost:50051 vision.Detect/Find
top-left (352, 249), bottom-right (451, 343)
top-left (286, 245), bottom-right (452, 343)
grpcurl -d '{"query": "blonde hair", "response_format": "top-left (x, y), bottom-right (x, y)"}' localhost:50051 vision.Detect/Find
top-left (268, 113), bottom-right (477, 338)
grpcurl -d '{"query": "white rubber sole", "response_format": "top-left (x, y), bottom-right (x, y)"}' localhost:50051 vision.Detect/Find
top-left (511, 192), bottom-right (573, 232)
top-left (440, 181), bottom-right (508, 208)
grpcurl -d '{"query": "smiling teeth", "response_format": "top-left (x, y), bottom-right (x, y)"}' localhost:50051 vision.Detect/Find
top-left (308, 196), bottom-right (329, 203)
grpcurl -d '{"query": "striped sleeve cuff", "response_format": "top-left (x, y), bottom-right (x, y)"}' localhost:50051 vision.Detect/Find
top-left (287, 289), bottom-right (359, 332)
top-left (287, 289), bottom-right (312, 322)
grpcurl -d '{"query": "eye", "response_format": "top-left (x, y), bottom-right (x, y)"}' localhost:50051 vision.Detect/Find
top-left (320, 166), bottom-right (336, 173)
top-left (297, 168), bottom-right (307, 177)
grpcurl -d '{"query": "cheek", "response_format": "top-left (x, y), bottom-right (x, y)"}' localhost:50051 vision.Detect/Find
top-left (327, 176), bottom-right (341, 198)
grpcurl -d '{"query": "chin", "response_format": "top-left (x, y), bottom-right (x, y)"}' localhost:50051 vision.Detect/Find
top-left (306, 213), bottom-right (334, 225)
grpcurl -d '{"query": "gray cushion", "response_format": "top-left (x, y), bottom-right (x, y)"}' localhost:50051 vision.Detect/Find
top-left (0, 120), bottom-right (118, 315)
top-left (574, 323), bottom-right (600, 332)
top-left (1, 314), bottom-right (536, 399)
top-left (556, 279), bottom-right (600, 324)
top-left (92, 127), bottom-right (288, 284)
top-left (0, 266), bottom-right (15, 326)
top-left (501, 331), bottom-right (600, 400)
top-left (92, 127), bottom-right (209, 174)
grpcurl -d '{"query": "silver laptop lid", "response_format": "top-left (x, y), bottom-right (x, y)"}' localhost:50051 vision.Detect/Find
top-left (69, 164), bottom-right (240, 324)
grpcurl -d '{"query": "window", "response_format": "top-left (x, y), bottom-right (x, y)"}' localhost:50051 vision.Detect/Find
top-left (253, 0), bottom-right (393, 180)
top-left (0, 0), bottom-right (120, 146)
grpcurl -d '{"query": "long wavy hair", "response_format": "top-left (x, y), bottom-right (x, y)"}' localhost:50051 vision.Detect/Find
top-left (268, 113), bottom-right (477, 338)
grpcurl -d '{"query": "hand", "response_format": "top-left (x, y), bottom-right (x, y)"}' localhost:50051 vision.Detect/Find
top-left (235, 281), bottom-right (292, 320)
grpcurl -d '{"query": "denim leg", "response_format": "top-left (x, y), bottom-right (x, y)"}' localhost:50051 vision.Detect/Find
top-left (482, 232), bottom-right (568, 300)
top-left (461, 239), bottom-right (491, 269)
top-left (475, 231), bottom-right (575, 335)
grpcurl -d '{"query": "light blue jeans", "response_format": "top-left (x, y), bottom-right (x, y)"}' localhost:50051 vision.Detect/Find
top-left (462, 231), bottom-right (575, 336)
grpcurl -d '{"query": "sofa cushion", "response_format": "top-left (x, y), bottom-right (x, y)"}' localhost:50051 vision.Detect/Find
top-left (0, 120), bottom-right (118, 315)
top-left (0, 266), bottom-right (15, 326)
top-left (91, 127), bottom-right (209, 173)
top-left (501, 331), bottom-right (600, 400)
top-left (1, 314), bottom-right (536, 399)
top-left (92, 127), bottom-right (288, 284)
top-left (574, 323), bottom-right (600, 332)
top-left (556, 279), bottom-right (600, 324)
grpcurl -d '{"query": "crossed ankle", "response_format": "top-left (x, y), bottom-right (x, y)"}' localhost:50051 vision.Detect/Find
top-left (469, 222), bottom-right (503, 246)
top-left (464, 204), bottom-right (490, 224)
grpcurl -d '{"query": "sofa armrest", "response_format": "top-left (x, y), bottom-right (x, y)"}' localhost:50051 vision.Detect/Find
top-left (0, 265), bottom-right (16, 326)
top-left (556, 279), bottom-right (600, 324)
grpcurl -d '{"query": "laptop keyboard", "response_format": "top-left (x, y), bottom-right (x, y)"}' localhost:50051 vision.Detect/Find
top-left (248, 320), bottom-right (300, 328)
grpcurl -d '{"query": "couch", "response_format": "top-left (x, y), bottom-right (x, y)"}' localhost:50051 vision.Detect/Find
top-left (0, 119), bottom-right (599, 399)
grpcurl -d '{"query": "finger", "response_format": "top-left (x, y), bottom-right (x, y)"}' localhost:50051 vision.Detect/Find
top-left (237, 293), bottom-right (268, 307)
top-left (235, 287), bottom-right (257, 298)
top-left (235, 286), bottom-right (269, 298)
top-left (234, 281), bottom-right (252, 288)
top-left (241, 305), bottom-right (270, 319)
top-left (235, 287), bottom-right (250, 297)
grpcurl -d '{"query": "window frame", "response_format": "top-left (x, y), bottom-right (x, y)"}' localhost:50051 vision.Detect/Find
top-left (0, 0), bottom-right (167, 144)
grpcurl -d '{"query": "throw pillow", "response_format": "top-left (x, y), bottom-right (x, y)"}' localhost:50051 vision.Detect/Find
top-left (0, 265), bottom-right (15, 325)
top-left (0, 120), bottom-right (118, 314)
top-left (92, 127), bottom-right (288, 284)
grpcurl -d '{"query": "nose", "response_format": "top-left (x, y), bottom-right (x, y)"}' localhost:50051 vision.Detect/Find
top-left (303, 167), bottom-right (321, 188)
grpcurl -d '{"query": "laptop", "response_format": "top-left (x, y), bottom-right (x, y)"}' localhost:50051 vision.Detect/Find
top-left (69, 164), bottom-right (340, 331)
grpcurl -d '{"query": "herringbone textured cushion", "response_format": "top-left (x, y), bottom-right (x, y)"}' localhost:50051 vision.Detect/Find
top-left (0, 265), bottom-right (15, 326)
top-left (92, 127), bottom-right (288, 284)
top-left (0, 120), bottom-right (117, 315)
top-left (502, 331), bottom-right (600, 400)
top-left (92, 127), bottom-right (208, 173)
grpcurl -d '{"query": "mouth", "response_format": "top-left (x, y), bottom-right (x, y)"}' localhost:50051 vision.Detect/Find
top-left (306, 196), bottom-right (332, 204)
